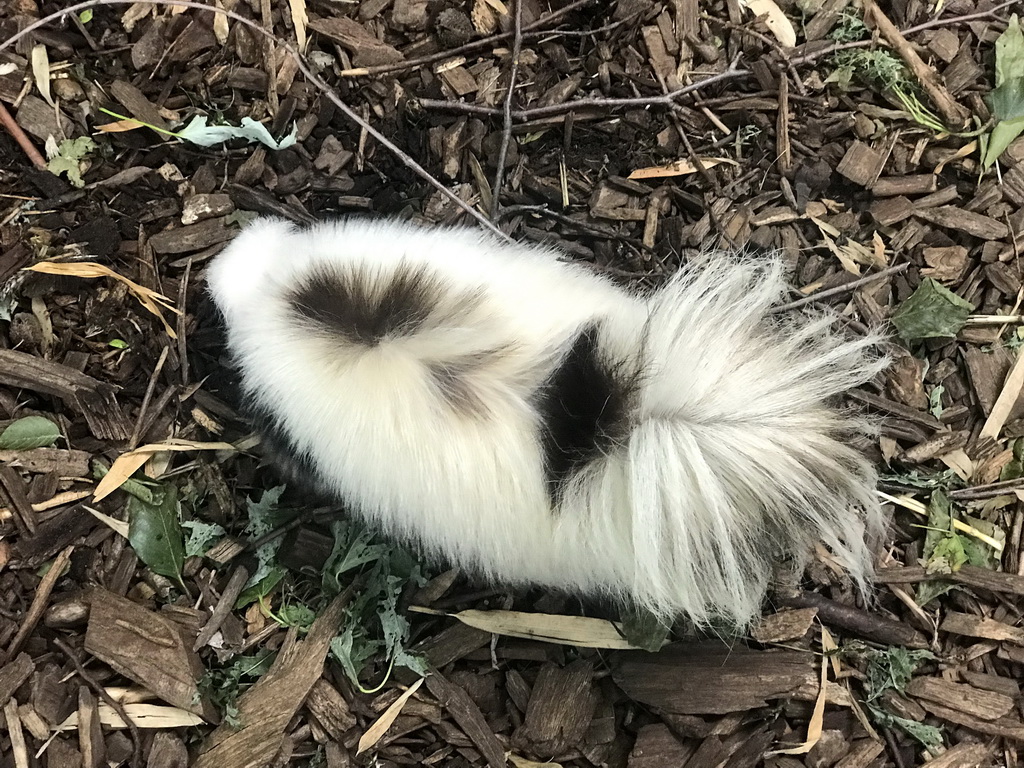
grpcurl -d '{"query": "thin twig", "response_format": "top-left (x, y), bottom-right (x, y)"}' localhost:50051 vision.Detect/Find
top-left (490, 0), bottom-right (523, 220)
top-left (0, 100), bottom-right (47, 169)
top-left (54, 636), bottom-right (143, 768)
top-left (338, 0), bottom-right (597, 77)
top-left (788, 0), bottom-right (1020, 68)
top-left (420, 61), bottom-right (750, 121)
top-left (772, 262), bottom-right (909, 313)
top-left (0, 0), bottom-right (509, 241)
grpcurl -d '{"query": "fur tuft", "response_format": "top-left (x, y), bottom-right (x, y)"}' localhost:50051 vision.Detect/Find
top-left (207, 217), bottom-right (887, 628)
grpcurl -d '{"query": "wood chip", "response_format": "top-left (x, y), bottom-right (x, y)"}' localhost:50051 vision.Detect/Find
top-left (906, 676), bottom-right (1015, 721)
top-left (940, 611), bottom-right (1024, 646)
top-left (914, 206), bottom-right (1009, 240)
top-left (613, 642), bottom-right (815, 715)
top-left (84, 588), bottom-right (218, 722)
top-left (195, 591), bottom-right (350, 768)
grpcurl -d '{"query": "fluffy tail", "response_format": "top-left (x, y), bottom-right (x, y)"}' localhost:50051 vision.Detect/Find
top-left (625, 253), bottom-right (887, 626)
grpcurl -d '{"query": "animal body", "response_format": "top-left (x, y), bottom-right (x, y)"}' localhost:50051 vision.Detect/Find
top-left (207, 217), bottom-right (886, 627)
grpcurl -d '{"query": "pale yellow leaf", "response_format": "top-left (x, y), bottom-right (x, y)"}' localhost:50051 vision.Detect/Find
top-left (288, 0), bottom-right (308, 52)
top-left (93, 452), bottom-right (151, 502)
top-left (766, 623), bottom-right (828, 755)
top-left (94, 119), bottom-right (147, 134)
top-left (31, 44), bottom-right (54, 107)
top-left (57, 703), bottom-right (203, 731)
top-left (93, 440), bottom-right (238, 502)
top-left (83, 505), bottom-right (130, 539)
top-left (25, 261), bottom-right (180, 338)
top-left (212, 0), bottom-right (230, 45)
top-left (628, 157), bottom-right (735, 179)
top-left (742, 0), bottom-right (798, 48)
top-left (940, 448), bottom-right (974, 481)
top-left (509, 755), bottom-right (562, 768)
top-left (357, 677), bottom-right (424, 755)
top-left (446, 609), bottom-right (649, 649)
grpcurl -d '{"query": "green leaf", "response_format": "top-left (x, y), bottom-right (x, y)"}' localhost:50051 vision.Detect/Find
top-left (182, 520), bottom-right (226, 558)
top-left (865, 646), bottom-right (935, 703)
top-left (995, 15), bottom-right (1024, 88)
top-left (322, 519), bottom-right (389, 595)
top-left (990, 77), bottom-right (1024, 121)
top-left (236, 487), bottom-right (288, 606)
top-left (891, 278), bottom-right (974, 343)
top-left (45, 136), bottom-right (96, 188)
top-left (619, 607), bottom-right (672, 652)
top-left (235, 567), bottom-right (285, 610)
top-left (109, 338), bottom-right (129, 349)
top-left (330, 626), bottom-right (381, 690)
top-left (277, 601), bottom-right (317, 630)
top-left (127, 483), bottom-right (185, 585)
top-left (982, 115), bottom-right (1024, 169)
top-left (78, 9), bottom-right (93, 23)
top-left (0, 416), bottom-right (61, 450)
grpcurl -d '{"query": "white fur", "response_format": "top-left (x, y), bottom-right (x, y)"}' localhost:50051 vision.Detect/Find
top-left (208, 217), bottom-right (887, 627)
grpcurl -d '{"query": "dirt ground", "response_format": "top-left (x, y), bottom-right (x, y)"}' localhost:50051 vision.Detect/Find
top-left (1, 0), bottom-right (1024, 766)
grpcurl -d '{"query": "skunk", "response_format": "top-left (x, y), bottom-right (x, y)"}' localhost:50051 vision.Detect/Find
top-left (207, 217), bottom-right (887, 627)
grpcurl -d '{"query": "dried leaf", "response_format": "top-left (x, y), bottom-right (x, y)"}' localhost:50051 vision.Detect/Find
top-left (94, 440), bottom-right (236, 501)
top-left (26, 261), bottom-right (180, 338)
top-left (741, 0), bottom-right (797, 48)
top-left (356, 677), bottom-right (424, 754)
top-left (438, 608), bottom-right (652, 649)
top-left (31, 44), bottom-right (53, 107)
top-left (57, 702), bottom-right (204, 731)
top-left (84, 505), bottom-right (130, 539)
top-left (288, 0), bottom-right (308, 52)
top-left (628, 157), bottom-right (735, 179)
top-left (0, 416), bottom-right (60, 450)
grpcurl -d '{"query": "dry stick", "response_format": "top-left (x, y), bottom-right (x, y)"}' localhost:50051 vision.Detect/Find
top-left (194, 564), bottom-right (250, 651)
top-left (0, 0), bottom-right (508, 241)
top-left (771, 262), bottom-right (909, 313)
top-left (6, 545), bottom-right (74, 660)
top-left (338, 0), bottom-right (596, 77)
top-left (0, 100), bottom-right (46, 169)
top-left (490, 0), bottom-right (524, 221)
top-left (788, 0), bottom-right (1021, 68)
top-left (54, 636), bottom-right (143, 768)
top-left (419, 61), bottom-right (750, 121)
top-left (862, 0), bottom-right (971, 129)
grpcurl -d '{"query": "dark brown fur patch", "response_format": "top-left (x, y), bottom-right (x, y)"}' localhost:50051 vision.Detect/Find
top-left (288, 262), bottom-right (473, 346)
top-left (427, 348), bottom-right (512, 418)
top-left (535, 325), bottom-right (638, 501)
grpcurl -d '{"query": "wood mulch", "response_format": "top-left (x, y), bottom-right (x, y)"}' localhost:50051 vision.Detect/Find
top-left (1, 0), bottom-right (1023, 766)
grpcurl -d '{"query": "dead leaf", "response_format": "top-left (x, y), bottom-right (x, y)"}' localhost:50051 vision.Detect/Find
top-left (57, 703), bottom-right (204, 731)
top-left (981, 346), bottom-right (1024, 440)
top-left (212, 0), bottom-right (230, 45)
top-left (94, 440), bottom-right (237, 501)
top-left (25, 261), bottom-right (180, 338)
top-left (288, 0), bottom-right (308, 52)
top-left (765, 623), bottom-right (828, 755)
top-left (628, 157), bottom-right (735, 179)
top-left (84, 505), bottom-right (130, 539)
top-left (31, 44), bottom-right (54, 107)
top-left (416, 608), bottom-right (651, 649)
top-left (356, 677), bottom-right (424, 755)
top-left (95, 119), bottom-right (147, 133)
top-left (741, 0), bottom-right (797, 48)
top-left (940, 449), bottom-right (974, 481)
